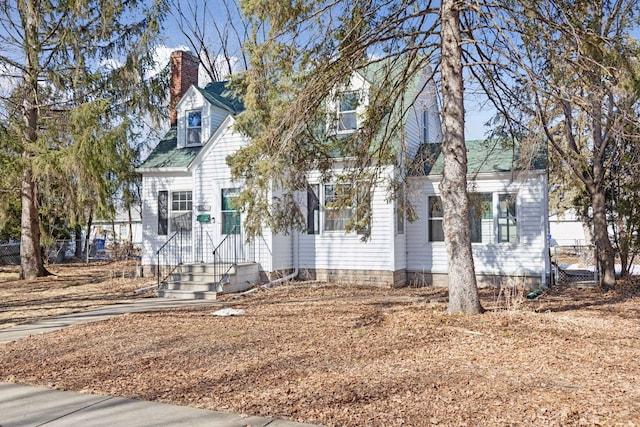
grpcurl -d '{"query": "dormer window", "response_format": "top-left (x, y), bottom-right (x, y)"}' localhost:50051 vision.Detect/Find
top-left (186, 110), bottom-right (202, 145)
top-left (337, 91), bottom-right (359, 132)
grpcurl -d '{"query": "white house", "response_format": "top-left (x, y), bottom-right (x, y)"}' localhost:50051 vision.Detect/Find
top-left (137, 51), bottom-right (550, 297)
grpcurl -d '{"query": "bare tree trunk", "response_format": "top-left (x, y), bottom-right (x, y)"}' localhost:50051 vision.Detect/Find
top-left (19, 0), bottom-right (47, 279)
top-left (74, 222), bottom-right (83, 258)
top-left (440, 0), bottom-right (482, 314)
top-left (19, 170), bottom-right (46, 279)
top-left (127, 205), bottom-right (133, 246)
top-left (84, 210), bottom-right (93, 257)
top-left (591, 190), bottom-right (616, 288)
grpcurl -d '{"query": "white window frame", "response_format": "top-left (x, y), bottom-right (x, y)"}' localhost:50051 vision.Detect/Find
top-left (337, 91), bottom-right (359, 133)
top-left (427, 196), bottom-right (444, 242)
top-left (426, 193), bottom-right (519, 244)
top-left (221, 188), bottom-right (241, 235)
top-left (186, 110), bottom-right (202, 146)
top-left (170, 191), bottom-right (193, 232)
top-left (469, 193), bottom-right (493, 244)
top-left (497, 193), bottom-right (518, 243)
top-left (323, 183), bottom-right (353, 232)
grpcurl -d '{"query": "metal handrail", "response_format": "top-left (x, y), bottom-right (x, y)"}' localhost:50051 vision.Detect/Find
top-left (156, 231), bottom-right (181, 287)
top-left (212, 225), bottom-right (241, 286)
top-left (155, 225), bottom-right (245, 291)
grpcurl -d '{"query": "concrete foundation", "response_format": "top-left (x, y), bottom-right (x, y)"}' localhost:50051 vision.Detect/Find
top-left (406, 271), bottom-right (544, 291)
top-left (295, 268), bottom-right (407, 287)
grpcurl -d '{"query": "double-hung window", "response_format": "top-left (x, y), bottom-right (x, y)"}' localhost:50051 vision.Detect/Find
top-left (171, 191), bottom-right (193, 232)
top-left (428, 196), bottom-right (444, 242)
top-left (324, 184), bottom-right (353, 232)
top-left (222, 188), bottom-right (241, 234)
top-left (306, 182), bottom-right (370, 234)
top-left (186, 110), bottom-right (202, 145)
top-left (469, 193), bottom-right (493, 243)
top-left (337, 92), bottom-right (359, 132)
top-left (498, 194), bottom-right (517, 243)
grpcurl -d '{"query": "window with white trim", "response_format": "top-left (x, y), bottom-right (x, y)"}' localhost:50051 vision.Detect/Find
top-left (337, 91), bottom-right (359, 132)
top-left (428, 196), bottom-right (444, 242)
top-left (324, 184), bottom-right (353, 232)
top-left (469, 193), bottom-right (493, 243)
top-left (222, 188), bottom-right (240, 234)
top-left (498, 194), bottom-right (517, 243)
top-left (427, 193), bottom-right (518, 244)
top-left (171, 191), bottom-right (192, 232)
top-left (186, 110), bottom-right (202, 145)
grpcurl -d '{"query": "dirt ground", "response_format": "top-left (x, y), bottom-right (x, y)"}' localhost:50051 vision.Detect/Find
top-left (1, 262), bottom-right (640, 426)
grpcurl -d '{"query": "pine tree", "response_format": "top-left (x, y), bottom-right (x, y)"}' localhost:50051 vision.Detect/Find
top-left (0, 0), bottom-right (168, 278)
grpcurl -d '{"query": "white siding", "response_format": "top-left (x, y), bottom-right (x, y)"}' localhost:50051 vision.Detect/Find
top-left (404, 69), bottom-right (442, 160)
top-left (192, 120), bottom-right (246, 256)
top-left (406, 171), bottom-right (549, 278)
top-left (176, 88), bottom-right (205, 148)
top-left (297, 167), bottom-right (396, 273)
top-left (204, 103), bottom-right (229, 140)
top-left (175, 87), bottom-right (230, 149)
top-left (268, 187), bottom-right (294, 271)
top-left (141, 173), bottom-right (193, 265)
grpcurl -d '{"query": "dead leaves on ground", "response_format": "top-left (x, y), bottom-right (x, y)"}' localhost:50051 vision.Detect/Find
top-left (1, 273), bottom-right (640, 425)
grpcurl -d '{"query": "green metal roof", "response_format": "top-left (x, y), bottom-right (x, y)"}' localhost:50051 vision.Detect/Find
top-left (138, 127), bottom-right (201, 170)
top-left (416, 140), bottom-right (546, 176)
top-left (196, 81), bottom-right (244, 114)
top-left (139, 81), bottom-right (242, 171)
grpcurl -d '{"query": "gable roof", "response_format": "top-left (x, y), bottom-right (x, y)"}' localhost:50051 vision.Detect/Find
top-left (138, 81), bottom-right (242, 171)
top-left (415, 140), bottom-right (546, 176)
top-left (195, 81), bottom-right (244, 114)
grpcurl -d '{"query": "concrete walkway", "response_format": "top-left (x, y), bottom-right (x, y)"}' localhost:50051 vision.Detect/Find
top-left (0, 299), bottom-right (322, 427)
top-left (0, 299), bottom-right (219, 344)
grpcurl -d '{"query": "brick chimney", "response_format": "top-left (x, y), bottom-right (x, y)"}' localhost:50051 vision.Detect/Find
top-left (169, 50), bottom-right (200, 126)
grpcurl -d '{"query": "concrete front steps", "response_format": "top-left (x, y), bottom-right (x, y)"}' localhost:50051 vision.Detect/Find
top-left (156, 262), bottom-right (260, 300)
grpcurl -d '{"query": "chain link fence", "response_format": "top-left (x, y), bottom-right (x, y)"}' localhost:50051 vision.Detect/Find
top-left (0, 239), bottom-right (141, 266)
top-left (0, 243), bottom-right (20, 265)
top-left (551, 245), bottom-right (598, 286)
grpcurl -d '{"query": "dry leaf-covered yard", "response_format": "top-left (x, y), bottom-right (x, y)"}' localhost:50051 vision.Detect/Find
top-left (0, 261), bottom-right (153, 329)
top-left (1, 262), bottom-right (640, 426)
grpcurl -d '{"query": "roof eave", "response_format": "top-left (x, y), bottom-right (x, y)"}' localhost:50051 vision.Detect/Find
top-left (136, 166), bottom-right (190, 174)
